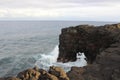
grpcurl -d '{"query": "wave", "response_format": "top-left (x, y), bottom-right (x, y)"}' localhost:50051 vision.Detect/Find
top-left (35, 45), bottom-right (87, 72)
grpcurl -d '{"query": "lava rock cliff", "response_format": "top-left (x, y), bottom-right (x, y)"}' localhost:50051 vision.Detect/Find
top-left (57, 23), bottom-right (120, 63)
top-left (58, 23), bottom-right (120, 80)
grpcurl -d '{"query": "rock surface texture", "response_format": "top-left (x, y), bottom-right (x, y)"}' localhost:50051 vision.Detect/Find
top-left (57, 23), bottom-right (120, 63)
top-left (58, 23), bottom-right (120, 80)
top-left (0, 66), bottom-right (69, 80)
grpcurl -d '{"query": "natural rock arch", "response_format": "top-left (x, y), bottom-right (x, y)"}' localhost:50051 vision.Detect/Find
top-left (57, 24), bottom-right (120, 63)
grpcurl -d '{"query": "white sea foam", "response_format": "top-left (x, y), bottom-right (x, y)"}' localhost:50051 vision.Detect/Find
top-left (35, 45), bottom-right (87, 72)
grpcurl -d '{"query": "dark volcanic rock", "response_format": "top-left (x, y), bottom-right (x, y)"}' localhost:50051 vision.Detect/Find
top-left (57, 23), bottom-right (120, 63)
top-left (67, 43), bottom-right (120, 80)
top-left (58, 23), bottom-right (120, 80)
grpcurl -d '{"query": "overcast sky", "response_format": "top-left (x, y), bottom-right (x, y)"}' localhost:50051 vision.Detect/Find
top-left (0, 0), bottom-right (120, 21)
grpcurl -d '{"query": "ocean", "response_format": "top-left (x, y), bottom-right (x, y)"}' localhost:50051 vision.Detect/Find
top-left (0, 21), bottom-right (116, 77)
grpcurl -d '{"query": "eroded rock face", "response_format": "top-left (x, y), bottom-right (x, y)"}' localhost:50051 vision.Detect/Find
top-left (57, 23), bottom-right (120, 63)
top-left (59, 23), bottom-right (120, 80)
top-left (67, 42), bottom-right (120, 80)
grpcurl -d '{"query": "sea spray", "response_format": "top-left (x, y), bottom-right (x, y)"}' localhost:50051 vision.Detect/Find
top-left (35, 45), bottom-right (87, 72)
top-left (35, 45), bottom-right (59, 70)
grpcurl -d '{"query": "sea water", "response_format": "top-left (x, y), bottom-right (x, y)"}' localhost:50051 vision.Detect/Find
top-left (35, 45), bottom-right (87, 72)
top-left (0, 21), bottom-right (116, 77)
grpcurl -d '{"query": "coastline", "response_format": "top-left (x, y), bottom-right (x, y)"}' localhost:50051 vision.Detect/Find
top-left (0, 23), bottom-right (120, 80)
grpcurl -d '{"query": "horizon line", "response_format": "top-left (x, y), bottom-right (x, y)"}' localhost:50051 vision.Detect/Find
top-left (0, 19), bottom-right (118, 23)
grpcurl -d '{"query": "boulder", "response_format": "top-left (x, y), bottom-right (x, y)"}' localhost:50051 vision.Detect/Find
top-left (39, 69), bottom-right (59, 80)
top-left (17, 68), bottom-right (40, 80)
top-left (49, 66), bottom-right (69, 80)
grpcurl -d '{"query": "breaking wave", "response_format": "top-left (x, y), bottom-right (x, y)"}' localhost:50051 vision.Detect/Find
top-left (35, 45), bottom-right (87, 72)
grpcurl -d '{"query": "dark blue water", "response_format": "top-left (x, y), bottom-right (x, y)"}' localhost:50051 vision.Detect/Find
top-left (0, 21), bottom-right (116, 77)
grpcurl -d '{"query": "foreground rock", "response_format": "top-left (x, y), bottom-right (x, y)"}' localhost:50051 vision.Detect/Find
top-left (0, 66), bottom-right (69, 80)
top-left (17, 68), bottom-right (40, 80)
top-left (58, 23), bottom-right (120, 80)
top-left (49, 66), bottom-right (69, 80)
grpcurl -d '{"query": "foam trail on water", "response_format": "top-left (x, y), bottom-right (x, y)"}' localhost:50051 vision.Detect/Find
top-left (35, 45), bottom-right (87, 72)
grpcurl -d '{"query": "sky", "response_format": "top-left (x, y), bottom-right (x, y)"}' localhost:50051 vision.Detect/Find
top-left (0, 0), bottom-right (120, 21)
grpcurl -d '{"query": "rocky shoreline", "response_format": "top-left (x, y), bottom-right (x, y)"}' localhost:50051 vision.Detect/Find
top-left (0, 66), bottom-right (69, 80)
top-left (0, 23), bottom-right (120, 80)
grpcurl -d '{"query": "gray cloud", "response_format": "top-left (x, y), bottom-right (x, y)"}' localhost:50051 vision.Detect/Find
top-left (0, 0), bottom-right (120, 21)
top-left (0, 0), bottom-right (120, 8)
top-left (62, 0), bottom-right (120, 3)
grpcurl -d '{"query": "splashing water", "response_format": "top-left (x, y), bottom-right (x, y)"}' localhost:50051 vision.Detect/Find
top-left (35, 45), bottom-right (58, 69)
top-left (35, 45), bottom-right (87, 72)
